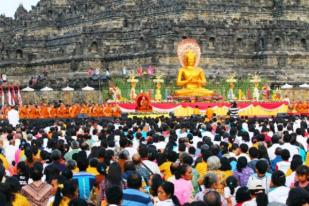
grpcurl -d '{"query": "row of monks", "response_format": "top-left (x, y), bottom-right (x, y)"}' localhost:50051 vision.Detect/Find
top-left (1, 103), bottom-right (122, 119)
top-left (289, 102), bottom-right (309, 114)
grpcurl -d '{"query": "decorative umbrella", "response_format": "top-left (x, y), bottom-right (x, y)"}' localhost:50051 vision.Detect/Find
top-left (21, 86), bottom-right (34, 92)
top-left (62, 86), bottom-right (74, 91)
top-left (40, 86), bottom-right (53, 91)
top-left (281, 83), bottom-right (293, 89)
top-left (82, 85), bottom-right (94, 91)
top-left (299, 83), bottom-right (309, 88)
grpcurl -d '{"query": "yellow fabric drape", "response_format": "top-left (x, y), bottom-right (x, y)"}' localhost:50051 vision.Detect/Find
top-left (174, 105), bottom-right (288, 117)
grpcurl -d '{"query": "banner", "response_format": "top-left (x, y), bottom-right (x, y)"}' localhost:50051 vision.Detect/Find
top-left (0, 86), bottom-right (4, 106)
top-left (247, 87), bottom-right (252, 100)
top-left (7, 85), bottom-right (12, 106)
top-left (17, 86), bottom-right (22, 105)
top-left (147, 65), bottom-right (155, 75)
top-left (11, 85), bottom-right (16, 106)
top-left (137, 66), bottom-right (143, 76)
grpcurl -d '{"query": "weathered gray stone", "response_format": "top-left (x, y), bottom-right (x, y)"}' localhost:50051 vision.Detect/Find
top-left (0, 0), bottom-right (308, 85)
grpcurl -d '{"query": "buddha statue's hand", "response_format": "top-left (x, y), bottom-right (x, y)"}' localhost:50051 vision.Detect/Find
top-left (190, 79), bottom-right (202, 84)
top-left (180, 79), bottom-right (190, 84)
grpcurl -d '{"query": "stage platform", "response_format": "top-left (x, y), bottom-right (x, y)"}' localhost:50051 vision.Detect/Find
top-left (118, 101), bottom-right (289, 117)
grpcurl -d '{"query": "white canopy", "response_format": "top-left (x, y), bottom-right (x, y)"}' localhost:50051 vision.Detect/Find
top-left (40, 86), bottom-right (53, 91)
top-left (21, 86), bottom-right (34, 92)
top-left (62, 86), bottom-right (74, 91)
top-left (281, 83), bottom-right (293, 89)
top-left (299, 83), bottom-right (309, 88)
top-left (82, 85), bottom-right (94, 91)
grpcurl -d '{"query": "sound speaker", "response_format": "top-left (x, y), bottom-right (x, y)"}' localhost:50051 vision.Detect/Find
top-left (277, 113), bottom-right (289, 118)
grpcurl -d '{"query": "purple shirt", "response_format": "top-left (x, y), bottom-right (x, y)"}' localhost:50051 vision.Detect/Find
top-left (233, 166), bottom-right (254, 187)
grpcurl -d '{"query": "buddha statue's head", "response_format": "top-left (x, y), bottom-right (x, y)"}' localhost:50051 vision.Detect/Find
top-left (185, 51), bottom-right (196, 67)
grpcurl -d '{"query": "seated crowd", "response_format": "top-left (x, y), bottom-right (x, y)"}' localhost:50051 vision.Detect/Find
top-left (0, 114), bottom-right (309, 206)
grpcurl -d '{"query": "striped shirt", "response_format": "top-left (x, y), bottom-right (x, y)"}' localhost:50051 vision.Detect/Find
top-left (21, 180), bottom-right (53, 206)
top-left (72, 171), bottom-right (96, 200)
top-left (229, 107), bottom-right (239, 118)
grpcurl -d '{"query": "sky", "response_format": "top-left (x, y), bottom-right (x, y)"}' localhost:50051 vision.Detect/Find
top-left (0, 0), bottom-right (40, 18)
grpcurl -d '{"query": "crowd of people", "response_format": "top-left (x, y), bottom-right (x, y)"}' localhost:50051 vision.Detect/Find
top-left (0, 111), bottom-right (309, 206)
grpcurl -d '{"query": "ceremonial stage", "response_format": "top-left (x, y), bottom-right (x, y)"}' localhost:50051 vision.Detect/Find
top-left (119, 101), bottom-right (289, 117)
top-left (4, 38), bottom-right (297, 120)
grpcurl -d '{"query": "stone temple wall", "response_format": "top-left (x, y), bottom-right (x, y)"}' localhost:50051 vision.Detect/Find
top-left (0, 0), bottom-right (308, 86)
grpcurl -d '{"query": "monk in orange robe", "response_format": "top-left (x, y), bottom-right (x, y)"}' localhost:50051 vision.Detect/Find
top-left (57, 104), bottom-right (67, 118)
top-left (136, 95), bottom-right (152, 112)
top-left (26, 106), bottom-right (31, 119)
top-left (91, 104), bottom-right (100, 117)
top-left (103, 104), bottom-right (112, 117)
top-left (97, 104), bottom-right (104, 117)
top-left (89, 104), bottom-right (95, 117)
top-left (88, 104), bottom-right (95, 117)
top-left (34, 105), bottom-right (41, 119)
top-left (298, 102), bottom-right (306, 114)
top-left (40, 104), bottom-right (50, 118)
top-left (80, 104), bottom-right (89, 116)
top-left (2, 106), bottom-right (10, 119)
top-left (19, 105), bottom-right (28, 119)
top-left (111, 103), bottom-right (121, 117)
top-left (27, 105), bottom-right (35, 119)
top-left (48, 106), bottom-right (56, 118)
top-left (64, 105), bottom-right (70, 118)
top-left (75, 104), bottom-right (81, 117)
top-left (205, 106), bottom-right (214, 121)
top-left (302, 102), bottom-right (309, 114)
top-left (69, 104), bottom-right (77, 118)
top-left (299, 102), bottom-right (303, 114)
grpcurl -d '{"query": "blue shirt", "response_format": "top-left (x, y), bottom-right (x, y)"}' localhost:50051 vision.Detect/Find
top-left (271, 156), bottom-right (282, 172)
top-left (122, 188), bottom-right (153, 206)
top-left (72, 171), bottom-right (96, 200)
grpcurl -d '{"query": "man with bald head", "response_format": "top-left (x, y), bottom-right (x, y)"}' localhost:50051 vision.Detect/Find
top-left (132, 153), bottom-right (151, 183)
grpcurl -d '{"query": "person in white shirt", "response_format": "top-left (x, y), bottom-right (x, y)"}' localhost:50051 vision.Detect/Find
top-left (243, 179), bottom-right (268, 206)
top-left (157, 181), bottom-right (180, 206)
top-left (285, 156), bottom-right (303, 187)
top-left (139, 146), bottom-right (161, 175)
top-left (247, 160), bottom-right (272, 194)
top-left (296, 128), bottom-right (307, 151)
top-left (7, 106), bottom-right (19, 127)
top-left (89, 121), bottom-right (103, 134)
top-left (281, 134), bottom-right (299, 160)
top-left (125, 143), bottom-right (138, 160)
top-left (224, 176), bottom-right (239, 206)
top-left (177, 128), bottom-right (188, 138)
top-left (276, 149), bottom-right (291, 174)
top-left (267, 135), bottom-right (281, 161)
top-left (4, 134), bottom-right (18, 166)
top-left (268, 170), bottom-right (290, 204)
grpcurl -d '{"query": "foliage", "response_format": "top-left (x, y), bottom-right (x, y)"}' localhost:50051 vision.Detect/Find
top-left (101, 75), bottom-right (269, 100)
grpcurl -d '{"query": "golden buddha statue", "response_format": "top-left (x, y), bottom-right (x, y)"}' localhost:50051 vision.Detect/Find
top-left (175, 39), bottom-right (214, 97)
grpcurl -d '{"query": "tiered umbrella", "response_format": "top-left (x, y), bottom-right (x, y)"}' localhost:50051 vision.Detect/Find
top-left (281, 83), bottom-right (293, 89)
top-left (299, 83), bottom-right (309, 88)
top-left (21, 86), bottom-right (34, 92)
top-left (40, 86), bottom-right (53, 91)
top-left (81, 85), bottom-right (94, 91)
top-left (62, 86), bottom-right (74, 91)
